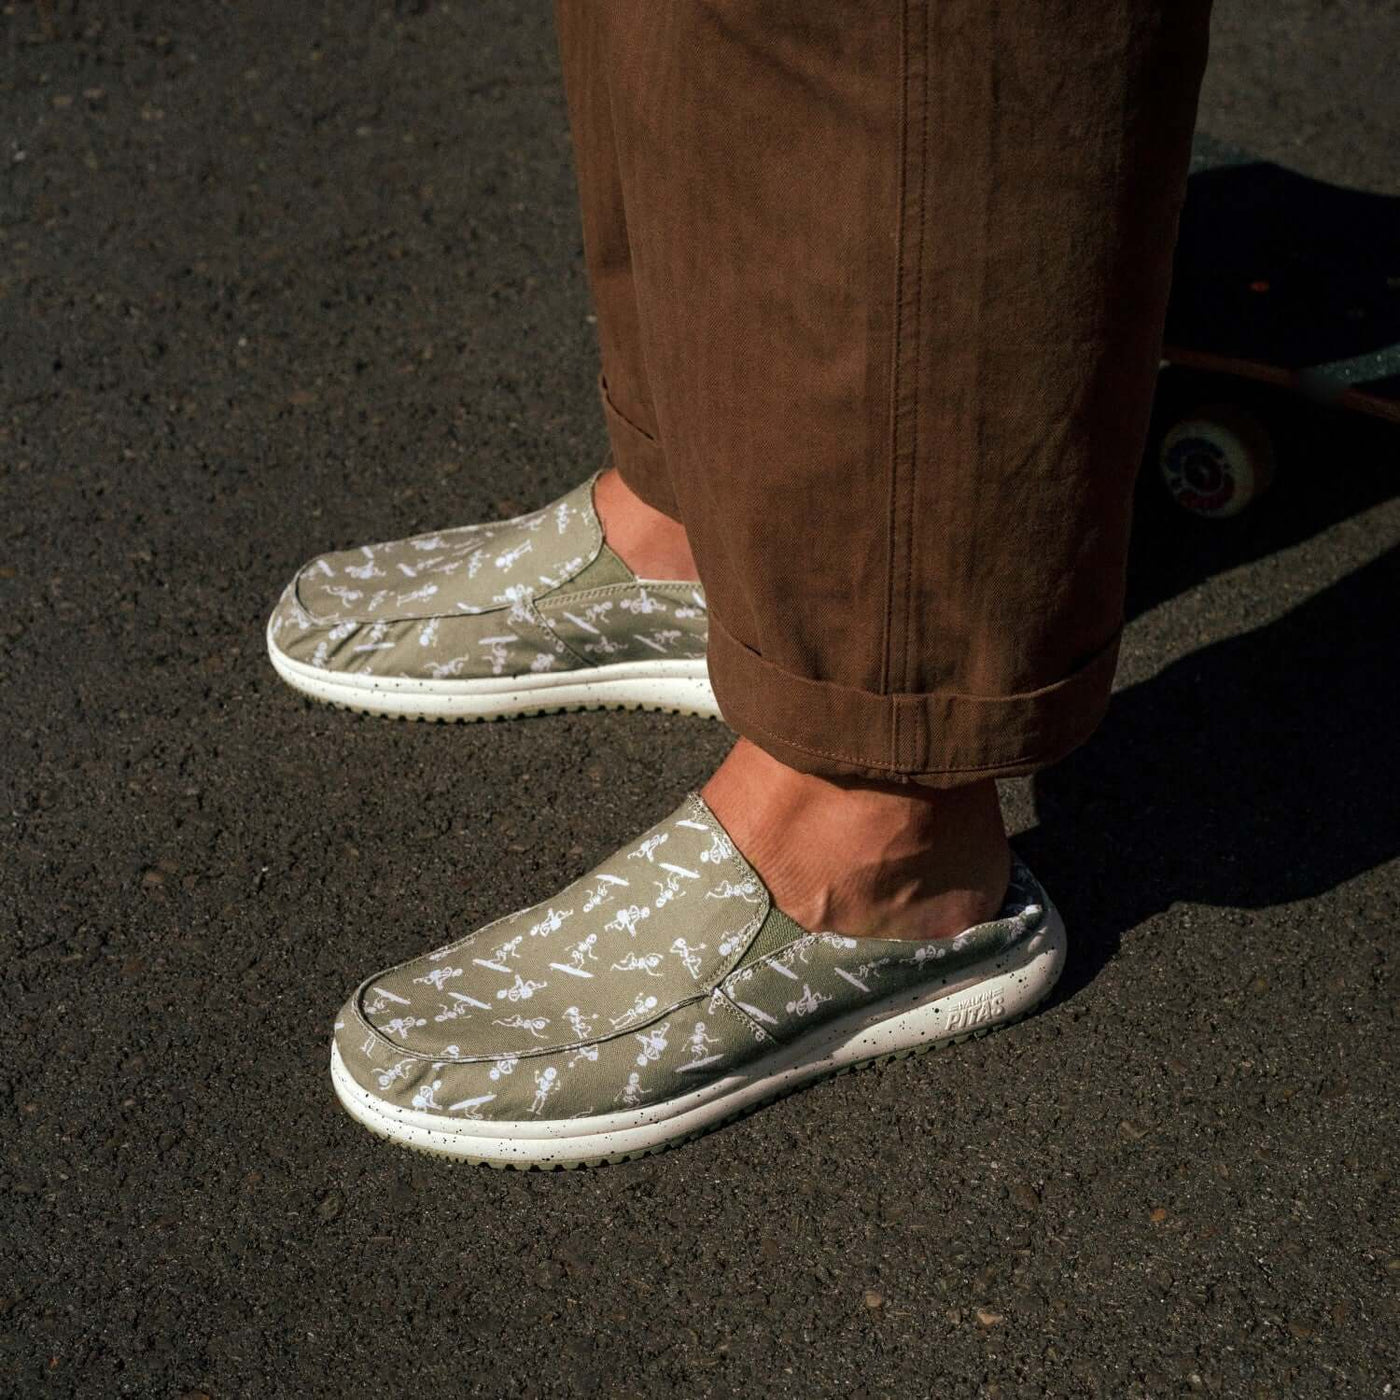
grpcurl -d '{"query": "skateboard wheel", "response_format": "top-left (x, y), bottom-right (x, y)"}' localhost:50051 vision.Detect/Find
top-left (1158, 405), bottom-right (1275, 518)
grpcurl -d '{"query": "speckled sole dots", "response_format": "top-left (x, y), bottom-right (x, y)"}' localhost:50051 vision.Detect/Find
top-left (268, 626), bottom-right (720, 721)
top-left (330, 908), bottom-right (1066, 1170)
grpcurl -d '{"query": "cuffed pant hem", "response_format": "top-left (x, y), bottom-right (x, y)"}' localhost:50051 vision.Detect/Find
top-left (599, 374), bottom-right (680, 521)
top-left (707, 612), bottom-right (1123, 787)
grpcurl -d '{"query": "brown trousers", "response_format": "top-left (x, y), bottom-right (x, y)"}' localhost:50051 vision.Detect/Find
top-left (556, 0), bottom-right (1212, 786)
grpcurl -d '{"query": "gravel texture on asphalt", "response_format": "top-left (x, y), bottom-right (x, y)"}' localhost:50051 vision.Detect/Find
top-left (2, 2), bottom-right (1397, 1396)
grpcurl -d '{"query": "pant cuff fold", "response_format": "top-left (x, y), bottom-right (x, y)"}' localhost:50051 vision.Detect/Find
top-left (707, 612), bottom-right (1122, 787)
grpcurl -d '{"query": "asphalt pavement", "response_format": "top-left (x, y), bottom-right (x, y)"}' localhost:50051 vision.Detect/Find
top-left (2, 2), bottom-right (1397, 1396)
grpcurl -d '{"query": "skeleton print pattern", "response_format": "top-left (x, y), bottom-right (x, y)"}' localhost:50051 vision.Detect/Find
top-left (535, 582), bottom-right (708, 665)
top-left (267, 475), bottom-right (709, 680)
top-left (334, 800), bottom-right (1053, 1124)
top-left (718, 857), bottom-right (1045, 1046)
top-left (353, 795), bottom-right (766, 1057)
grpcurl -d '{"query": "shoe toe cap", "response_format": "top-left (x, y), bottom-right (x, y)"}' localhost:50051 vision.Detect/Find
top-left (264, 556), bottom-right (399, 670)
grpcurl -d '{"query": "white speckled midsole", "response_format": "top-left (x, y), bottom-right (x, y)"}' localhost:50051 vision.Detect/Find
top-left (268, 625), bottom-right (719, 720)
top-left (329, 905), bottom-right (1066, 1167)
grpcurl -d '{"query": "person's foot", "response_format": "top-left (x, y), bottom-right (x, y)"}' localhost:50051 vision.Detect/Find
top-left (330, 792), bottom-right (1063, 1168)
top-left (266, 471), bottom-right (717, 721)
top-left (702, 739), bottom-right (1012, 940)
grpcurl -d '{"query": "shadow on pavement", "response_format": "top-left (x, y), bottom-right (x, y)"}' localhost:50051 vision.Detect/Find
top-left (1019, 543), bottom-right (1398, 1000)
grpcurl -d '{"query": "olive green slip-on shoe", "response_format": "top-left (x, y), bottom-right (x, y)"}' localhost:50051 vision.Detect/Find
top-left (266, 474), bottom-right (717, 721)
top-left (330, 795), bottom-right (1065, 1169)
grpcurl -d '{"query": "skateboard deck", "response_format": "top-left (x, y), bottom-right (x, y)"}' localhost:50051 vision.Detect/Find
top-left (1155, 138), bottom-right (1400, 514)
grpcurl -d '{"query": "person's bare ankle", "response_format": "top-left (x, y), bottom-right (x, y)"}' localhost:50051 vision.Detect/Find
top-left (701, 739), bottom-right (1010, 941)
top-left (592, 468), bottom-right (699, 581)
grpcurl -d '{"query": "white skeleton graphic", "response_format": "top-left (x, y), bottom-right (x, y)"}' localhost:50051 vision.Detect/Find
top-left (606, 904), bottom-right (650, 938)
top-left (563, 1005), bottom-right (594, 1040)
top-left (433, 991), bottom-right (490, 1023)
top-left (674, 589), bottom-right (707, 620)
top-left (583, 873), bottom-right (628, 912)
top-left (412, 964), bottom-right (462, 991)
top-left (834, 963), bottom-right (868, 996)
top-left (535, 554), bottom-right (587, 591)
top-left (686, 1021), bottom-right (719, 1061)
top-left (473, 934), bottom-right (525, 973)
top-left (611, 951), bottom-right (664, 978)
top-left (382, 1015), bottom-right (427, 1040)
top-left (707, 877), bottom-right (761, 904)
top-left (496, 974), bottom-right (546, 1003)
top-left (675, 1020), bottom-right (726, 1071)
top-left (426, 656), bottom-right (470, 679)
top-left (362, 985), bottom-right (411, 1016)
top-left (652, 865), bottom-right (697, 909)
top-left (559, 609), bottom-right (601, 637)
top-left (528, 906), bottom-right (572, 939)
top-left (375, 1058), bottom-right (416, 1091)
top-left (493, 1015), bottom-right (549, 1040)
top-left (479, 635), bottom-right (517, 675)
top-left (853, 955), bottom-right (894, 982)
top-left (566, 1043), bottom-right (599, 1069)
top-left (530, 1066), bottom-right (559, 1115)
top-left (833, 966), bottom-right (870, 992)
top-left (488, 1054), bottom-right (519, 1080)
top-left (418, 617), bottom-right (440, 648)
top-left (619, 587), bottom-right (663, 615)
top-left (906, 942), bottom-right (949, 966)
top-left (784, 983), bottom-right (831, 1018)
top-left (493, 934), bottom-right (524, 963)
top-left (698, 830), bottom-right (734, 864)
top-left (411, 1079), bottom-right (443, 1110)
top-left (498, 583), bottom-right (537, 625)
top-left (634, 1022), bottom-right (670, 1066)
top-left (549, 933), bottom-right (598, 979)
top-left (615, 1072), bottom-right (645, 1108)
top-left (494, 540), bottom-right (533, 570)
top-left (670, 938), bottom-right (707, 979)
top-left (629, 833), bottom-right (669, 863)
top-left (609, 993), bottom-right (659, 1030)
top-left (353, 619), bottom-right (393, 652)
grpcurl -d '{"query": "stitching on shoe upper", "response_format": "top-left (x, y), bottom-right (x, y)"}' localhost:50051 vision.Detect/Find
top-left (349, 793), bottom-right (772, 1064)
top-left (292, 474), bottom-right (606, 627)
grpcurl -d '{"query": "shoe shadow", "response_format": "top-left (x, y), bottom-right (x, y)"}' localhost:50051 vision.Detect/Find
top-left (1015, 543), bottom-right (1399, 1001)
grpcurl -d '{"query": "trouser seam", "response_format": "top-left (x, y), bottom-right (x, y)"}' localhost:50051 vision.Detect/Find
top-left (886, 0), bottom-right (929, 767)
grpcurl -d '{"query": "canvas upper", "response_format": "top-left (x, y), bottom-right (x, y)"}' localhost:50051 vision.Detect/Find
top-left (267, 475), bottom-right (709, 680)
top-left (333, 795), bottom-right (1049, 1123)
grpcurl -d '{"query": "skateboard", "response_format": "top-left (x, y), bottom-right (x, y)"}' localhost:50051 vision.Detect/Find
top-left (1155, 139), bottom-right (1400, 517)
